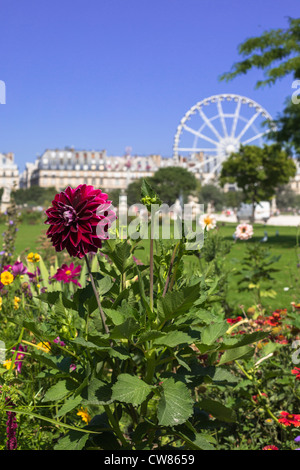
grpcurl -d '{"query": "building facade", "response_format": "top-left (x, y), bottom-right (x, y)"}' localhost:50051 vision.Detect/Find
top-left (20, 148), bottom-right (174, 192)
top-left (0, 152), bottom-right (19, 190)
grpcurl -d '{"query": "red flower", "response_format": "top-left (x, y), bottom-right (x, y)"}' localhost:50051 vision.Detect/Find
top-left (226, 316), bottom-right (242, 324)
top-left (45, 185), bottom-right (116, 258)
top-left (273, 335), bottom-right (288, 344)
top-left (265, 312), bottom-right (282, 327)
top-left (292, 367), bottom-right (300, 380)
top-left (278, 411), bottom-right (300, 427)
top-left (252, 393), bottom-right (267, 403)
top-left (53, 263), bottom-right (82, 286)
top-left (262, 445), bottom-right (279, 450)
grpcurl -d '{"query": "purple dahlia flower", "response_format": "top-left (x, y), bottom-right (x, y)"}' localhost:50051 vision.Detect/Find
top-left (45, 185), bottom-right (116, 259)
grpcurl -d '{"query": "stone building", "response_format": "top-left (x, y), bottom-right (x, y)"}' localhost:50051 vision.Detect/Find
top-left (21, 148), bottom-right (172, 192)
top-left (0, 152), bottom-right (19, 189)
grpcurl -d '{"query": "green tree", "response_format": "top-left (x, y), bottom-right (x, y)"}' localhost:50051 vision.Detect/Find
top-left (220, 17), bottom-right (300, 88)
top-left (224, 189), bottom-right (244, 209)
top-left (14, 186), bottom-right (57, 207)
top-left (126, 179), bottom-right (143, 207)
top-left (198, 184), bottom-right (224, 211)
top-left (219, 144), bottom-right (296, 221)
top-left (149, 166), bottom-right (198, 206)
top-left (220, 17), bottom-right (300, 156)
top-left (269, 98), bottom-right (300, 157)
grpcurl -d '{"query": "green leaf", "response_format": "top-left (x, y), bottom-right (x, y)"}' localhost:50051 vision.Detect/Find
top-left (97, 276), bottom-right (113, 296)
top-left (177, 429), bottom-right (215, 450)
top-left (141, 178), bottom-right (162, 205)
top-left (218, 345), bottom-right (254, 365)
top-left (197, 398), bottom-right (236, 423)
top-left (222, 330), bottom-right (269, 349)
top-left (201, 322), bottom-right (228, 345)
top-left (153, 331), bottom-right (194, 348)
top-left (104, 308), bottom-right (125, 326)
top-left (137, 330), bottom-right (165, 344)
top-left (110, 317), bottom-right (140, 340)
top-left (54, 430), bottom-right (89, 450)
top-left (56, 395), bottom-right (83, 418)
top-left (83, 378), bottom-right (113, 406)
top-left (111, 374), bottom-right (152, 406)
top-left (43, 379), bottom-right (76, 402)
top-left (157, 378), bottom-right (193, 427)
top-left (107, 241), bottom-right (133, 274)
top-left (157, 284), bottom-right (200, 324)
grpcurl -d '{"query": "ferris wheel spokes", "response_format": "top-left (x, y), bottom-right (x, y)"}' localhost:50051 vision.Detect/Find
top-left (235, 111), bottom-right (260, 141)
top-left (241, 128), bottom-right (271, 145)
top-left (216, 99), bottom-right (228, 138)
top-left (197, 107), bottom-right (223, 141)
top-left (182, 124), bottom-right (219, 146)
top-left (231, 98), bottom-right (242, 138)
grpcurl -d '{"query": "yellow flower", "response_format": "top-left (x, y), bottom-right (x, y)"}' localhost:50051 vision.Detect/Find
top-left (14, 296), bottom-right (21, 310)
top-left (3, 359), bottom-right (15, 370)
top-left (0, 271), bottom-right (14, 285)
top-left (27, 252), bottom-right (40, 263)
top-left (36, 341), bottom-right (51, 353)
top-left (77, 407), bottom-right (91, 424)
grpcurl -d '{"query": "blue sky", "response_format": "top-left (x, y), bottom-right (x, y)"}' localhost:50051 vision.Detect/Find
top-left (0, 0), bottom-right (299, 171)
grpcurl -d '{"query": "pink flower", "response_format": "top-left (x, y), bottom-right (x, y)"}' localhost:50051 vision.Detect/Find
top-left (234, 223), bottom-right (253, 240)
top-left (53, 337), bottom-right (66, 347)
top-left (45, 185), bottom-right (116, 259)
top-left (53, 263), bottom-right (82, 286)
top-left (11, 344), bottom-right (27, 374)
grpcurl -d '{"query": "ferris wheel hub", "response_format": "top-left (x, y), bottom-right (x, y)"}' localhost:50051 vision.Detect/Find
top-left (225, 143), bottom-right (238, 155)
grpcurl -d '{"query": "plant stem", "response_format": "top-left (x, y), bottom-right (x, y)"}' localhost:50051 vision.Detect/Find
top-left (162, 242), bottom-right (179, 297)
top-left (149, 237), bottom-right (154, 312)
top-left (104, 405), bottom-right (129, 448)
top-left (84, 254), bottom-right (109, 335)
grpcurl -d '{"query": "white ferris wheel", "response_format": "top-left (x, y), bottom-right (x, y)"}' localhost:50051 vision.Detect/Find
top-left (173, 94), bottom-right (275, 184)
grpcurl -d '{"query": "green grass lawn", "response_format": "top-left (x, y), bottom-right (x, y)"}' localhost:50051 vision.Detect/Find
top-left (3, 220), bottom-right (300, 314)
top-left (137, 223), bottom-right (300, 314)
top-left (0, 222), bottom-right (46, 257)
top-left (217, 223), bottom-right (300, 312)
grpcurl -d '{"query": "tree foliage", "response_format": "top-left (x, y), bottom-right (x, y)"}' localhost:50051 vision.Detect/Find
top-left (127, 167), bottom-right (198, 207)
top-left (219, 144), bottom-right (296, 218)
top-left (220, 17), bottom-right (300, 88)
top-left (14, 186), bottom-right (57, 207)
top-left (268, 98), bottom-right (300, 157)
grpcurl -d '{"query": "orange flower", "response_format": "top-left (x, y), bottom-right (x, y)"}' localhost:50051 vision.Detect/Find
top-left (292, 367), bottom-right (300, 380)
top-left (278, 411), bottom-right (300, 427)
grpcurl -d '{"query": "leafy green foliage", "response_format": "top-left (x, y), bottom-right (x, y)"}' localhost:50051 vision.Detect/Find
top-left (220, 17), bottom-right (300, 88)
top-left (219, 144), bottom-right (296, 219)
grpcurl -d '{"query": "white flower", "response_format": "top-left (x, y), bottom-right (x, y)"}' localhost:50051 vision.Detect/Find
top-left (234, 223), bottom-right (253, 240)
top-left (200, 213), bottom-right (217, 231)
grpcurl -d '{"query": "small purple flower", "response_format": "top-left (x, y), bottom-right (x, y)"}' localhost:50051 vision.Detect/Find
top-left (5, 398), bottom-right (17, 450)
top-left (295, 436), bottom-right (300, 443)
top-left (12, 344), bottom-right (27, 373)
top-left (70, 364), bottom-right (77, 372)
top-left (11, 261), bottom-right (28, 277)
top-left (133, 255), bottom-right (143, 266)
top-left (53, 337), bottom-right (66, 347)
top-left (9, 220), bottom-right (14, 225)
